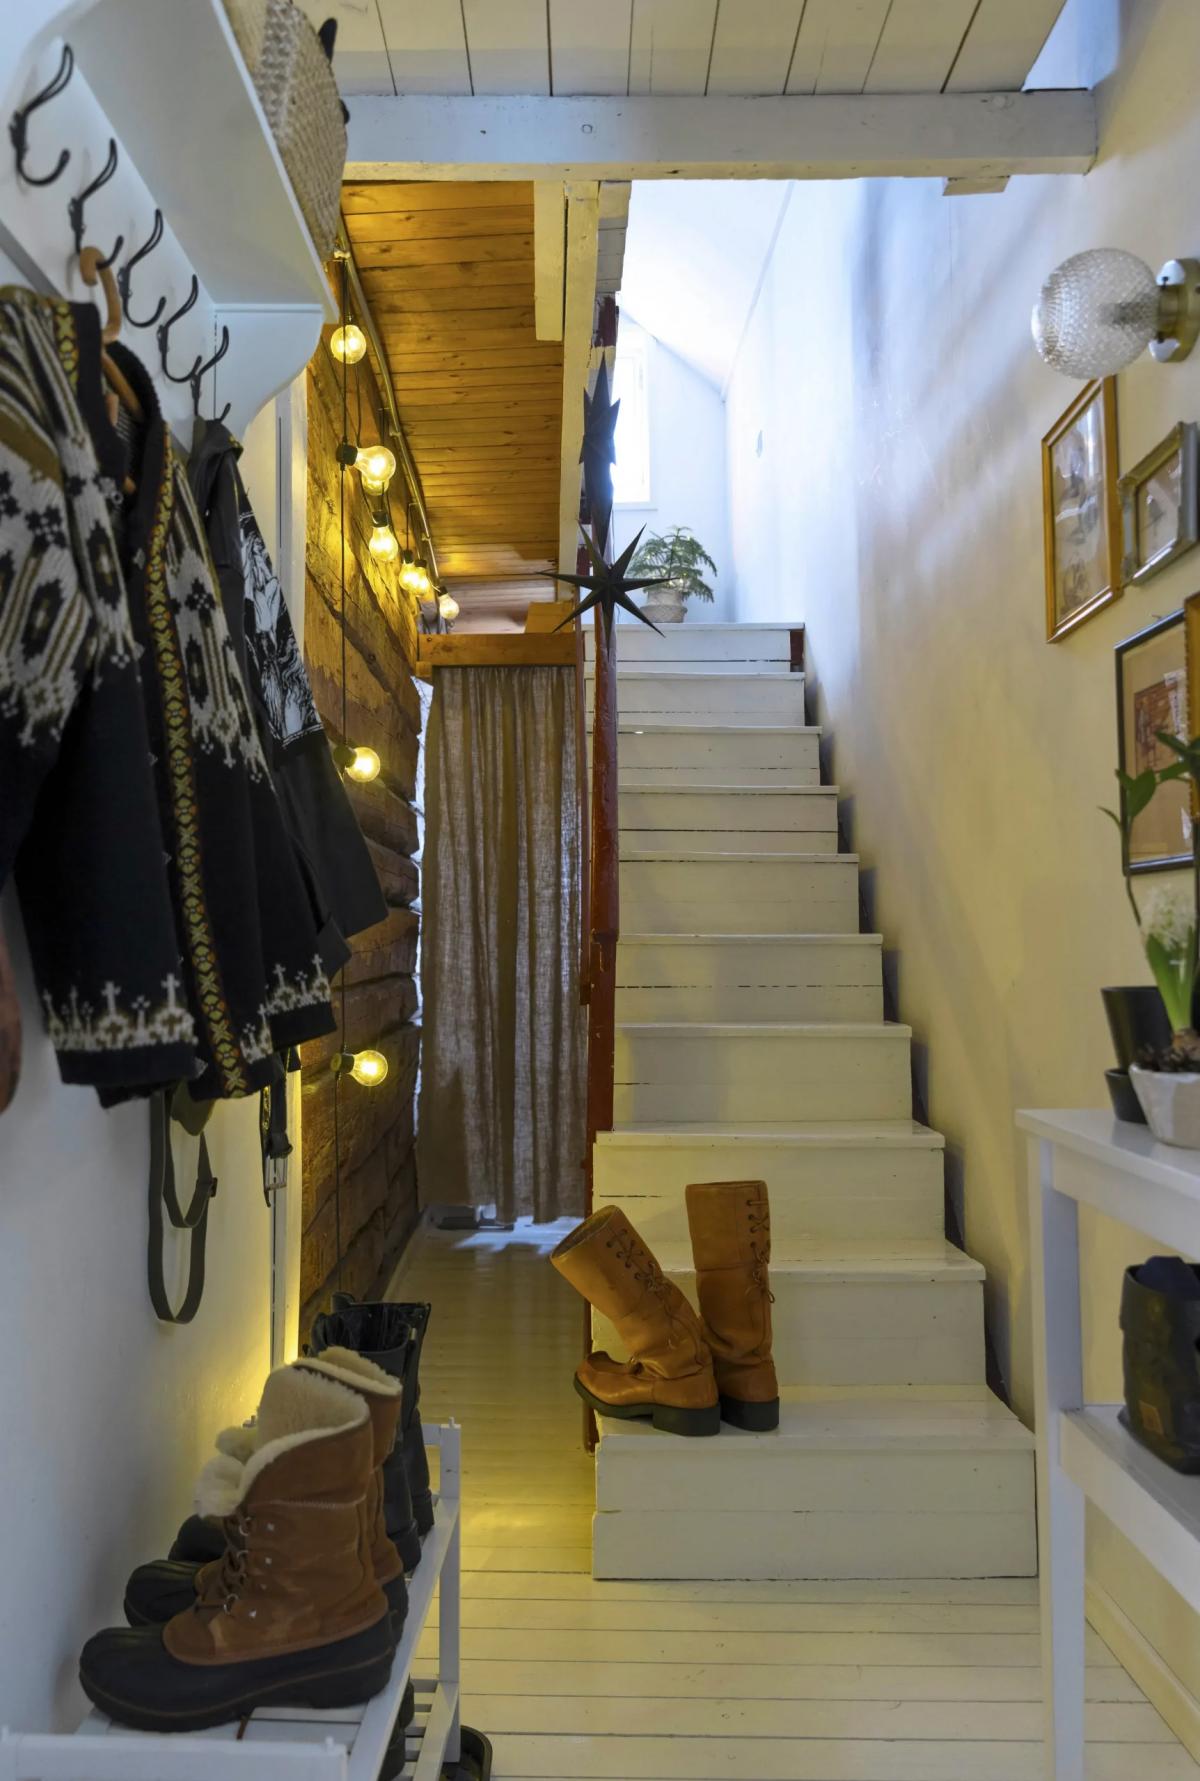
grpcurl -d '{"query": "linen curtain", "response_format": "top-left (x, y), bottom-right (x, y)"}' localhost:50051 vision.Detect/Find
top-left (417, 665), bottom-right (586, 1223)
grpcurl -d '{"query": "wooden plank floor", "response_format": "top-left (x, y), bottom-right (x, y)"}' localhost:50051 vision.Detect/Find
top-left (389, 1222), bottom-right (1198, 1780)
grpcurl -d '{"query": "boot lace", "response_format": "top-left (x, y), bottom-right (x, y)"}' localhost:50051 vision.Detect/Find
top-left (206, 1511), bottom-right (254, 1614)
top-left (607, 1227), bottom-right (673, 1305)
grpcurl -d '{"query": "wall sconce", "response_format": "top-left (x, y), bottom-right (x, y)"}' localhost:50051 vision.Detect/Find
top-left (1033, 249), bottom-right (1200, 378)
top-left (330, 323), bottom-right (367, 364)
top-left (356, 444), bottom-right (397, 494)
top-left (332, 1048), bottom-right (389, 1087)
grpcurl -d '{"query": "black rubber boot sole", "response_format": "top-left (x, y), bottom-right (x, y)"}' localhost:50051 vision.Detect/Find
top-left (79, 1618), bottom-right (395, 1734)
top-left (573, 1375), bottom-right (719, 1437)
top-left (719, 1393), bottom-right (780, 1432)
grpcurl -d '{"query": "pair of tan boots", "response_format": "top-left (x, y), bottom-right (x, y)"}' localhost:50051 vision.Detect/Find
top-left (553, 1179), bottom-right (778, 1437)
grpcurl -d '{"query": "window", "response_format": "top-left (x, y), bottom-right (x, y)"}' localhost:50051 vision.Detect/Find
top-left (612, 331), bottom-right (651, 506)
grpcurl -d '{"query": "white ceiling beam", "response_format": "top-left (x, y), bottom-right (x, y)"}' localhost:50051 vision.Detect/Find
top-left (557, 182), bottom-right (600, 574)
top-left (533, 182), bottom-right (566, 342)
top-left (345, 90), bottom-right (1097, 182)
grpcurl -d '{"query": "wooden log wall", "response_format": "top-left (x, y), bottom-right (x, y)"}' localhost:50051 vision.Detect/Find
top-left (299, 334), bottom-right (422, 1339)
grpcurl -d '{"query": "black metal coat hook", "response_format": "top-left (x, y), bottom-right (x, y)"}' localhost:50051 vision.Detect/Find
top-left (9, 42), bottom-right (73, 187)
top-left (190, 325), bottom-right (231, 421)
top-left (118, 207), bottom-right (166, 328)
top-left (157, 275), bottom-right (202, 384)
top-left (68, 136), bottom-right (123, 267)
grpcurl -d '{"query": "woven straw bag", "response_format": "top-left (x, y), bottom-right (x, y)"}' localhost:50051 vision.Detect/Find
top-left (224, 0), bottom-right (346, 259)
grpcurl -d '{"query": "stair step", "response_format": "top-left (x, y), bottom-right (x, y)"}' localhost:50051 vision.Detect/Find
top-left (590, 671), bottom-right (806, 726)
top-left (592, 1392), bottom-right (1036, 1581)
top-left (585, 622), bottom-right (799, 668)
top-left (618, 724), bottom-right (821, 786)
top-left (616, 933), bottom-right (882, 1022)
top-left (593, 1238), bottom-right (985, 1389)
top-left (619, 786), bottom-right (838, 856)
top-left (613, 1022), bottom-right (912, 1125)
top-left (595, 1119), bottom-right (945, 1243)
top-left (621, 853), bottom-right (859, 936)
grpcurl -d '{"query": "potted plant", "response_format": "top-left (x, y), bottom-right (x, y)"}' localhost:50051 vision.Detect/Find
top-left (1104, 743), bottom-right (1200, 1144)
top-left (627, 527), bottom-right (717, 625)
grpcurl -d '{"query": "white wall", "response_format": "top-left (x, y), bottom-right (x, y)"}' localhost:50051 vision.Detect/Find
top-left (613, 317), bottom-right (734, 620)
top-left (724, 0), bottom-right (1200, 1719)
top-left (0, 317), bottom-right (300, 1732)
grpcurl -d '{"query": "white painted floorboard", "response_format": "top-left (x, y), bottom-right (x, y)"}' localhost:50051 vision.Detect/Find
top-left (387, 1223), bottom-right (1198, 1780)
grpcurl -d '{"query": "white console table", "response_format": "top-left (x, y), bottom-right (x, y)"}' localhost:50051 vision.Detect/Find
top-left (1019, 1110), bottom-right (1200, 1781)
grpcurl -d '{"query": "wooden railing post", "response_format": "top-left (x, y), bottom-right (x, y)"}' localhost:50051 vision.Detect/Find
top-left (585, 604), bottom-right (619, 1182)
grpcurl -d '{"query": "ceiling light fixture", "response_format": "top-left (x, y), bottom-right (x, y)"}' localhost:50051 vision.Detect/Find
top-left (1033, 249), bottom-right (1200, 377)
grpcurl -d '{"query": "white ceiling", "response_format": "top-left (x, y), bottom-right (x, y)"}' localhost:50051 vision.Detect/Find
top-left (618, 180), bottom-right (788, 392)
top-left (306, 1), bottom-right (1067, 100)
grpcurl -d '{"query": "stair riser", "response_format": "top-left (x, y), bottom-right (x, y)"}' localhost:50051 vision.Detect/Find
top-left (590, 676), bottom-right (806, 725)
top-left (592, 1492), bottom-right (1037, 1581)
top-left (586, 626), bottom-right (795, 666)
top-left (594, 1276), bottom-right (984, 1388)
top-left (616, 937), bottom-right (882, 1023)
top-left (614, 1031), bottom-right (911, 1124)
top-left (621, 858), bottom-right (859, 936)
top-left (620, 792), bottom-right (838, 858)
top-left (619, 731), bottom-right (820, 787)
top-left (594, 1148), bottom-right (945, 1246)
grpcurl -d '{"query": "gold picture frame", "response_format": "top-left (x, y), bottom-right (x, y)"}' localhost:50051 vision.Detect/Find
top-left (1043, 377), bottom-right (1121, 642)
top-left (1119, 421), bottom-right (1200, 586)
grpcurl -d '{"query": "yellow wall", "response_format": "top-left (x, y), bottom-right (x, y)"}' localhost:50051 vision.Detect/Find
top-left (725, 0), bottom-right (1200, 1715)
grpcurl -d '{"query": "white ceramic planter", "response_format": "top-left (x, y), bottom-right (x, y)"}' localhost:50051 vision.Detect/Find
top-left (1129, 1065), bottom-right (1200, 1147)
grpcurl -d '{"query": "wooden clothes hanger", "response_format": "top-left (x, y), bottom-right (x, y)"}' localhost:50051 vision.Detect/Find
top-left (79, 245), bottom-right (139, 492)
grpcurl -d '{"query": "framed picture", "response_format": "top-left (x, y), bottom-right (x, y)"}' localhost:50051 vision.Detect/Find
top-left (1116, 608), bottom-right (1194, 873)
top-left (1043, 377), bottom-right (1121, 642)
top-left (1119, 421), bottom-right (1200, 586)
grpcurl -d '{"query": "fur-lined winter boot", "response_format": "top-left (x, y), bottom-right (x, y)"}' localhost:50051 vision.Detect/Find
top-left (81, 1366), bottom-right (392, 1732)
top-left (310, 1295), bottom-right (435, 1542)
top-left (124, 1348), bottom-right (408, 1637)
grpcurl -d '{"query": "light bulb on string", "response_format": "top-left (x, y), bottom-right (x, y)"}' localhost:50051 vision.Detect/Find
top-left (345, 746), bottom-right (380, 783)
top-left (356, 444), bottom-right (396, 493)
top-left (437, 592), bottom-right (459, 624)
top-left (332, 1048), bottom-right (389, 1087)
top-left (399, 549), bottom-right (422, 593)
top-left (412, 558), bottom-right (432, 599)
top-left (369, 523), bottom-right (399, 563)
top-left (330, 323), bottom-right (367, 365)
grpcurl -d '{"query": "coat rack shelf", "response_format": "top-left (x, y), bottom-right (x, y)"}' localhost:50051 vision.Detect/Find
top-left (0, 0), bottom-right (337, 438)
top-left (0, 1423), bottom-right (462, 1781)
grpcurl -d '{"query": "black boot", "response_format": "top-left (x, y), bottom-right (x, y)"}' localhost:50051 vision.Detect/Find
top-left (1120, 1257), bottom-right (1200, 1472)
top-left (311, 1295), bottom-right (435, 1544)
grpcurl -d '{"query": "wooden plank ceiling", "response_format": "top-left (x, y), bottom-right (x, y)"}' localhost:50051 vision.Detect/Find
top-left (312, 0), bottom-right (1067, 99)
top-left (343, 181), bottom-right (562, 621)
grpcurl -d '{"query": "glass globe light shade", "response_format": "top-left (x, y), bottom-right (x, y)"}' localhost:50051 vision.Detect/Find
top-left (356, 444), bottom-right (397, 490)
top-left (1032, 249), bottom-right (1161, 378)
top-left (399, 550), bottom-right (422, 593)
top-left (330, 323), bottom-right (367, 364)
top-left (437, 592), bottom-right (460, 622)
top-left (345, 745), bottom-right (381, 783)
top-left (368, 524), bottom-right (399, 563)
top-left (412, 559), bottom-right (432, 598)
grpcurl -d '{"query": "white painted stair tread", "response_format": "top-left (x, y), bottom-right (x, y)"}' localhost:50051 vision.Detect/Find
top-left (622, 848), bottom-right (855, 862)
top-left (618, 784), bottom-right (839, 796)
top-left (598, 1390), bottom-right (1033, 1454)
top-left (615, 1019), bottom-right (910, 1036)
top-left (600, 1117), bottom-right (942, 1145)
top-left (618, 723), bottom-right (820, 735)
top-left (644, 1235), bottom-right (983, 1280)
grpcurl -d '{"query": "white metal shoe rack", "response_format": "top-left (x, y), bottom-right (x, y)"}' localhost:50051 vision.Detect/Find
top-left (0, 1421), bottom-right (462, 1781)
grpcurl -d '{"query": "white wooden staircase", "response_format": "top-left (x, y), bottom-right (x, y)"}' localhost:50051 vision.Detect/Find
top-left (583, 621), bottom-right (1036, 1582)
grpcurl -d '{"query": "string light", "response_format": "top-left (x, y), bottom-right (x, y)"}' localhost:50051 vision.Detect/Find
top-left (332, 1048), bottom-right (389, 1087)
top-left (345, 745), bottom-right (380, 783)
top-left (412, 557), bottom-right (432, 599)
top-left (369, 523), bottom-right (400, 563)
top-left (438, 592), bottom-right (460, 623)
top-left (330, 323), bottom-right (367, 364)
top-left (399, 549), bottom-right (422, 594)
top-left (356, 444), bottom-right (397, 493)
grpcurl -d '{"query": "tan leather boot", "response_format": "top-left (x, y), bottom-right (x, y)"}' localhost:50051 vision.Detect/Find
top-left (80, 1367), bottom-right (393, 1731)
top-left (686, 1179), bottom-right (779, 1431)
top-left (552, 1205), bottom-right (720, 1437)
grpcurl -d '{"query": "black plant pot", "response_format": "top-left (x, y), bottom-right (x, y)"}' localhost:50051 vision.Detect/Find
top-left (1120, 1258), bottom-right (1200, 1472)
top-left (1102, 987), bottom-right (1173, 1124)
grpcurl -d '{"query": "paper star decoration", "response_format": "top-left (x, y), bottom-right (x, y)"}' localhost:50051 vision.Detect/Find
top-left (581, 357), bottom-right (620, 554)
top-left (547, 527), bottom-right (671, 638)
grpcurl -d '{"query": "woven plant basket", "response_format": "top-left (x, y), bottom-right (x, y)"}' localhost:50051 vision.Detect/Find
top-left (224, 0), bottom-right (346, 259)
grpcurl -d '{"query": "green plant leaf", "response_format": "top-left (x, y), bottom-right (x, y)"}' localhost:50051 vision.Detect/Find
top-left (1116, 767), bottom-right (1159, 822)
